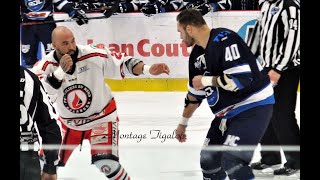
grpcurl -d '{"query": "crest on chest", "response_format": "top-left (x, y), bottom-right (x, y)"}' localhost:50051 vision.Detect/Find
top-left (194, 54), bottom-right (207, 70)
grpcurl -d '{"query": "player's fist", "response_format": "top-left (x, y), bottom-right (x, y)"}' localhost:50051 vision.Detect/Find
top-left (149, 63), bottom-right (170, 75)
top-left (69, 9), bottom-right (88, 26)
top-left (268, 69), bottom-right (281, 87)
top-left (192, 75), bottom-right (204, 90)
top-left (60, 54), bottom-right (73, 72)
top-left (176, 124), bottom-right (187, 143)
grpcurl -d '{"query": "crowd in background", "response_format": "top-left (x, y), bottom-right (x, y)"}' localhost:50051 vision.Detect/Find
top-left (70, 0), bottom-right (263, 17)
top-left (20, 0), bottom-right (300, 179)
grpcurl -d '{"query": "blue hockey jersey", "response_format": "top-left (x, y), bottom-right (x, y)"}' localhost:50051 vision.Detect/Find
top-left (21, 0), bottom-right (75, 21)
top-left (188, 28), bottom-right (274, 119)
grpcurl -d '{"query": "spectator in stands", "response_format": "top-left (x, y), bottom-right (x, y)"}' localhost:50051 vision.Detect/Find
top-left (184, 0), bottom-right (262, 16)
top-left (20, 0), bottom-right (88, 68)
top-left (141, 0), bottom-right (184, 16)
top-left (71, 0), bottom-right (145, 14)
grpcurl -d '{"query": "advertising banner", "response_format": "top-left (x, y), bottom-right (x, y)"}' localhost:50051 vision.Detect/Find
top-left (55, 12), bottom-right (259, 78)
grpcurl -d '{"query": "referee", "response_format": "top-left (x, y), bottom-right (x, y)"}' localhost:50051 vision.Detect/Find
top-left (20, 66), bottom-right (62, 180)
top-left (247, 0), bottom-right (300, 177)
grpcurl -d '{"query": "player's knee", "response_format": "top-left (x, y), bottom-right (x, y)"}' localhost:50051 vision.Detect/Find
top-left (200, 150), bottom-right (227, 180)
top-left (92, 154), bottom-right (128, 179)
top-left (200, 150), bottom-right (221, 170)
top-left (221, 152), bottom-right (254, 179)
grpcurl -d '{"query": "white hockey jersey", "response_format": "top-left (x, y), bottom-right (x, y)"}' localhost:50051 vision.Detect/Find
top-left (32, 44), bottom-right (138, 131)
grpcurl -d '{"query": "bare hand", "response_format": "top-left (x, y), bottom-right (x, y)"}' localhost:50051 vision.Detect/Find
top-left (268, 69), bottom-right (281, 87)
top-left (149, 63), bottom-right (170, 75)
top-left (41, 172), bottom-right (57, 180)
top-left (192, 75), bottom-right (204, 90)
top-left (176, 124), bottom-right (187, 143)
top-left (60, 54), bottom-right (73, 72)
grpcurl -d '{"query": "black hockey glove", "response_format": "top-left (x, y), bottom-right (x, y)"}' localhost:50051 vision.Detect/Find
top-left (75, 2), bottom-right (100, 12)
top-left (117, 3), bottom-right (128, 13)
top-left (141, 3), bottom-right (160, 16)
top-left (186, 3), bottom-right (216, 16)
top-left (70, 9), bottom-right (89, 26)
top-left (141, 0), bottom-right (168, 17)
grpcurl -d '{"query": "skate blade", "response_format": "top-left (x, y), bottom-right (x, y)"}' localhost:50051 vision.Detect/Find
top-left (274, 174), bottom-right (300, 180)
top-left (253, 168), bottom-right (275, 177)
top-left (254, 172), bottom-right (274, 177)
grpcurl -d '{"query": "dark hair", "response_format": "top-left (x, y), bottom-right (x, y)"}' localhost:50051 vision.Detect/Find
top-left (176, 9), bottom-right (206, 29)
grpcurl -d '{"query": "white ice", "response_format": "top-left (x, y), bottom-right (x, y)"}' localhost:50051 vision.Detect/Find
top-left (57, 92), bottom-right (300, 180)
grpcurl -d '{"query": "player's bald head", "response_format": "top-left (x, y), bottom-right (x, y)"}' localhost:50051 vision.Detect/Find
top-left (52, 26), bottom-right (74, 43)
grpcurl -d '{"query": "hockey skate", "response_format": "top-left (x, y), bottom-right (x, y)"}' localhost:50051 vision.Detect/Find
top-left (250, 162), bottom-right (282, 177)
top-left (273, 167), bottom-right (300, 180)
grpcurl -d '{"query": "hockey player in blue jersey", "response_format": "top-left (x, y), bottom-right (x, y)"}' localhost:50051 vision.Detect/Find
top-left (20, 0), bottom-right (89, 68)
top-left (175, 9), bottom-right (274, 180)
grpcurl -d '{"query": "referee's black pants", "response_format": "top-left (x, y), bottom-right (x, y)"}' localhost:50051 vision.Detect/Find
top-left (259, 67), bottom-right (300, 169)
top-left (20, 151), bottom-right (41, 180)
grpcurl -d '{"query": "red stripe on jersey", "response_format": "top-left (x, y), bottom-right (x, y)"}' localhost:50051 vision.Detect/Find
top-left (108, 121), bottom-right (112, 140)
top-left (42, 61), bottom-right (59, 71)
top-left (78, 53), bottom-right (108, 61)
top-left (115, 168), bottom-right (125, 180)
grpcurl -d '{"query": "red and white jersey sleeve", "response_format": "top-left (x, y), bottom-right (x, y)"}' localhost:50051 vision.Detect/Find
top-left (31, 44), bottom-right (135, 131)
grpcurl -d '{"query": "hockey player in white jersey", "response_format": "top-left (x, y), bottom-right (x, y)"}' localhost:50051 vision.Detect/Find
top-left (32, 26), bottom-right (170, 180)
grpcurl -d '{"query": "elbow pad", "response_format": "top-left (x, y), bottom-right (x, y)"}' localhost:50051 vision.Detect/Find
top-left (46, 73), bottom-right (63, 89)
top-left (185, 95), bottom-right (202, 108)
top-left (125, 58), bottom-right (143, 76)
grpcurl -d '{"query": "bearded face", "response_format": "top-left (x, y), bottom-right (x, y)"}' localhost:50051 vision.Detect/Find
top-left (183, 31), bottom-right (195, 47)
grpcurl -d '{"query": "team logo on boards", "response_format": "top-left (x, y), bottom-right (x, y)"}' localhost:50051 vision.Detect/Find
top-left (63, 84), bottom-right (92, 114)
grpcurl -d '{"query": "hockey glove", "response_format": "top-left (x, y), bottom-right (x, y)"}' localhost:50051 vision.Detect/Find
top-left (70, 9), bottom-right (89, 26)
top-left (75, 2), bottom-right (101, 12)
top-left (186, 2), bottom-right (216, 16)
top-left (141, 3), bottom-right (161, 16)
top-left (117, 3), bottom-right (128, 13)
top-left (217, 74), bottom-right (239, 92)
top-left (141, 0), bottom-right (168, 17)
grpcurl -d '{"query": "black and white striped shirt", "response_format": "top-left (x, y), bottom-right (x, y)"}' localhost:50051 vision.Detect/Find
top-left (247, 0), bottom-right (300, 72)
top-left (20, 66), bottom-right (61, 173)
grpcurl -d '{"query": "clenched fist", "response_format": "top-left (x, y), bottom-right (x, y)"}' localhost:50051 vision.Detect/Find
top-left (149, 63), bottom-right (170, 75)
top-left (176, 124), bottom-right (187, 143)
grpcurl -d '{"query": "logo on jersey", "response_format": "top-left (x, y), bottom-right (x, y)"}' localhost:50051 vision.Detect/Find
top-left (101, 165), bottom-right (111, 174)
top-left (78, 65), bottom-right (90, 74)
top-left (21, 45), bottom-right (30, 53)
top-left (194, 54), bottom-right (206, 70)
top-left (213, 31), bottom-right (231, 42)
top-left (24, 0), bottom-right (45, 12)
top-left (223, 135), bottom-right (240, 146)
top-left (63, 84), bottom-right (92, 114)
top-left (271, 7), bottom-right (280, 15)
top-left (205, 87), bottom-right (219, 107)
